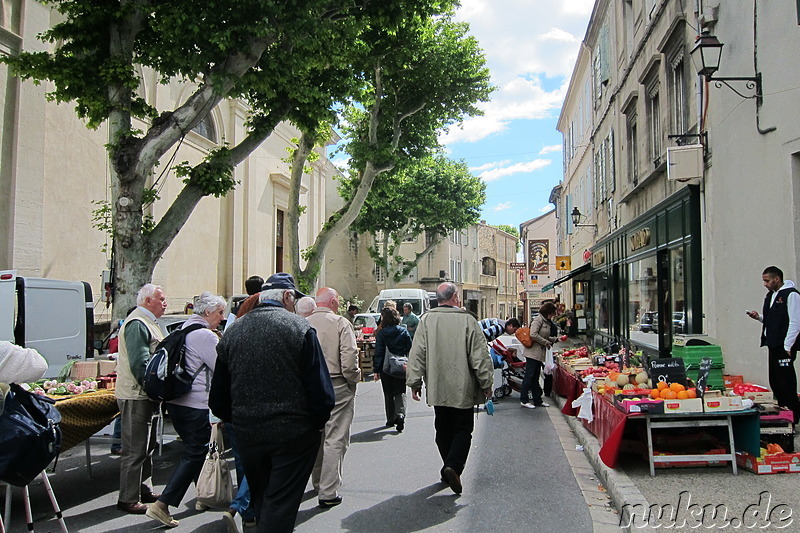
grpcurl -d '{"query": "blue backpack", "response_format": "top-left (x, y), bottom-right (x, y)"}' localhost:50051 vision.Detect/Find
top-left (143, 323), bottom-right (206, 402)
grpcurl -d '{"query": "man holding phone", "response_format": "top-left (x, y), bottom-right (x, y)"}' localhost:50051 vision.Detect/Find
top-left (747, 266), bottom-right (800, 423)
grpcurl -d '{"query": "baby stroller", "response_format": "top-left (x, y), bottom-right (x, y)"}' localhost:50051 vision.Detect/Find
top-left (491, 339), bottom-right (526, 400)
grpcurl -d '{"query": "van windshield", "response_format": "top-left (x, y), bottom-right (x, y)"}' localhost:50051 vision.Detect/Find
top-left (378, 298), bottom-right (423, 315)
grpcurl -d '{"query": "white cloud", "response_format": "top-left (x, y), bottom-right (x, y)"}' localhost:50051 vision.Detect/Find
top-left (468, 159), bottom-right (512, 172)
top-left (443, 1), bottom-right (591, 146)
top-left (479, 159), bottom-right (552, 182)
top-left (539, 144), bottom-right (562, 155)
top-left (494, 201), bottom-right (513, 212)
top-left (539, 204), bottom-right (554, 213)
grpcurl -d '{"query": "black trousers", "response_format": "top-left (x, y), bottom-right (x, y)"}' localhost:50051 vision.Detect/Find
top-left (238, 428), bottom-right (322, 533)
top-left (433, 406), bottom-right (474, 476)
top-left (768, 346), bottom-right (800, 423)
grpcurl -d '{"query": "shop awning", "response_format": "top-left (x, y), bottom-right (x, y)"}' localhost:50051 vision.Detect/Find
top-left (541, 263), bottom-right (591, 293)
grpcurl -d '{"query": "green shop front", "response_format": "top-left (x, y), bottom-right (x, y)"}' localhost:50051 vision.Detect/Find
top-left (590, 186), bottom-right (702, 357)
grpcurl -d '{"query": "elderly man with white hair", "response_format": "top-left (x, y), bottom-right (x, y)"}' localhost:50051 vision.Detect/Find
top-left (146, 291), bottom-right (226, 528)
top-left (306, 287), bottom-right (361, 508)
top-left (295, 296), bottom-right (317, 318)
top-left (116, 283), bottom-right (167, 515)
top-left (210, 273), bottom-right (334, 532)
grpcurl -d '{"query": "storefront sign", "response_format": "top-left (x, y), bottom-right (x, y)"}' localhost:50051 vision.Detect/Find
top-left (528, 240), bottom-right (549, 275)
top-left (509, 262), bottom-right (525, 269)
top-left (592, 250), bottom-right (606, 266)
top-left (629, 228), bottom-right (652, 252)
top-left (556, 256), bottom-right (571, 271)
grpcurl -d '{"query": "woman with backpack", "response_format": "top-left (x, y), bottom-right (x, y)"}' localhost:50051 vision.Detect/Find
top-left (373, 307), bottom-right (412, 433)
top-left (146, 291), bottom-right (226, 528)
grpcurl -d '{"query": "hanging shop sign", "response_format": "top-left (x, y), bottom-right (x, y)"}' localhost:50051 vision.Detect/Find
top-left (556, 256), bottom-right (571, 271)
top-left (592, 250), bottom-right (606, 267)
top-left (528, 240), bottom-right (549, 275)
top-left (509, 262), bottom-right (526, 269)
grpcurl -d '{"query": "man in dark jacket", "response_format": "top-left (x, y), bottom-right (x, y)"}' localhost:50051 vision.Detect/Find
top-left (747, 266), bottom-right (800, 423)
top-left (210, 273), bottom-right (335, 532)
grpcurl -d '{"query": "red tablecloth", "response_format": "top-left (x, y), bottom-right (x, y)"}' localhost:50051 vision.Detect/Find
top-left (554, 364), bottom-right (629, 468)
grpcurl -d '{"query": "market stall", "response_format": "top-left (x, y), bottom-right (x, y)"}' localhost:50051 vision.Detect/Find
top-left (52, 389), bottom-right (120, 452)
top-left (553, 346), bottom-right (773, 475)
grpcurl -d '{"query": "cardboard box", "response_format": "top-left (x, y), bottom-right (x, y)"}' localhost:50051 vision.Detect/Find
top-left (723, 374), bottom-right (743, 389)
top-left (703, 394), bottom-right (744, 412)
top-left (98, 360), bottom-right (117, 376)
top-left (736, 451), bottom-right (800, 474)
top-left (70, 361), bottom-right (99, 380)
top-left (662, 398), bottom-right (704, 414)
top-left (615, 397), bottom-right (665, 414)
top-left (741, 391), bottom-right (775, 404)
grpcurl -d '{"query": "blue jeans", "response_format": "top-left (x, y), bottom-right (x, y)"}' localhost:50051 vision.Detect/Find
top-left (159, 404), bottom-right (211, 508)
top-left (520, 359), bottom-right (544, 405)
top-left (223, 423), bottom-right (255, 521)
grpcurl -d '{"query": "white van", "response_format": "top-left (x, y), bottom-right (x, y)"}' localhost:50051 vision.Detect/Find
top-left (368, 288), bottom-right (431, 316)
top-left (1, 270), bottom-right (94, 377)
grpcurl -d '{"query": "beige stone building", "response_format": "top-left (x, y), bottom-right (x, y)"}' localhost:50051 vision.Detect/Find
top-left (325, 223), bottom-right (519, 320)
top-left (519, 209), bottom-right (563, 324)
top-left (554, 0), bottom-right (800, 385)
top-left (0, 1), bottom-right (336, 320)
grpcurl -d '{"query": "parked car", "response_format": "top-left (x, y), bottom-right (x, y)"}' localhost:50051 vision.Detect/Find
top-left (673, 312), bottom-right (686, 334)
top-left (639, 311), bottom-right (658, 333)
top-left (353, 312), bottom-right (380, 342)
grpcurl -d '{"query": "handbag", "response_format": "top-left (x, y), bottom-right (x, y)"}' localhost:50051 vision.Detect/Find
top-left (0, 382), bottom-right (63, 487)
top-left (196, 423), bottom-right (234, 509)
top-left (382, 346), bottom-right (408, 379)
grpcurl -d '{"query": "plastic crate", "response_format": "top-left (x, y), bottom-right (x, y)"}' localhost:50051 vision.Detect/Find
top-left (671, 344), bottom-right (724, 367)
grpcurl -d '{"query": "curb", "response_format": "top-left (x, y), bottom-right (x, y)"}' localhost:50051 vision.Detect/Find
top-left (552, 393), bottom-right (651, 532)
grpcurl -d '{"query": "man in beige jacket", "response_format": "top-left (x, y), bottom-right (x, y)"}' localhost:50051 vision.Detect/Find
top-left (407, 282), bottom-right (493, 495)
top-left (115, 283), bottom-right (166, 514)
top-left (306, 287), bottom-right (361, 508)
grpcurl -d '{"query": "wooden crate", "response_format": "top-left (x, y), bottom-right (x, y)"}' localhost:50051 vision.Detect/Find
top-left (359, 344), bottom-right (374, 379)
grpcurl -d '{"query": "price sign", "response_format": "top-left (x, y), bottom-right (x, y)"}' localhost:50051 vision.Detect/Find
top-left (695, 357), bottom-right (713, 398)
top-left (649, 357), bottom-right (687, 387)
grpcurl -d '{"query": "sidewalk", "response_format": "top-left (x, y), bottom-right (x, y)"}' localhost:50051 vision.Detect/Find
top-left (553, 338), bottom-right (800, 532)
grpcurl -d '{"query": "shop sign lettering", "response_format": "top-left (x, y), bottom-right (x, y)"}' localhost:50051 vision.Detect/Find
top-left (630, 228), bottom-right (651, 251)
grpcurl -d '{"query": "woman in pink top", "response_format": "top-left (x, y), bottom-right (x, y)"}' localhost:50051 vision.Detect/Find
top-left (146, 291), bottom-right (226, 528)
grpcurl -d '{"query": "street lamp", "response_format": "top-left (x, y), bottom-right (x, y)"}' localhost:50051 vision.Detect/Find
top-left (690, 31), bottom-right (762, 104)
top-left (571, 207), bottom-right (596, 228)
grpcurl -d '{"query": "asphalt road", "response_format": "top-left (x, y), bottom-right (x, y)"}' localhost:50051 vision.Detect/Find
top-left (3, 377), bottom-right (596, 532)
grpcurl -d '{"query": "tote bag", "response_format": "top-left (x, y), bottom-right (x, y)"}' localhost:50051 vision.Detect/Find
top-left (196, 423), bottom-right (234, 509)
top-left (382, 347), bottom-right (408, 379)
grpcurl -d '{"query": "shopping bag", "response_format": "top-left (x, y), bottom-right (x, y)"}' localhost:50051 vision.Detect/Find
top-left (382, 347), bottom-right (408, 378)
top-left (196, 423), bottom-right (233, 509)
top-left (543, 347), bottom-right (555, 375)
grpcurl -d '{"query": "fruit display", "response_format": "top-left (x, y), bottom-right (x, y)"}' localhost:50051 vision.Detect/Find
top-left (732, 383), bottom-right (769, 396)
top-left (21, 379), bottom-right (100, 397)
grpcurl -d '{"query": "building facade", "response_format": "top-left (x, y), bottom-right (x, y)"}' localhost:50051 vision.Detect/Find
top-left (0, 1), bottom-right (336, 320)
top-left (555, 0), bottom-right (800, 385)
top-left (519, 209), bottom-right (562, 324)
top-left (325, 223), bottom-right (519, 320)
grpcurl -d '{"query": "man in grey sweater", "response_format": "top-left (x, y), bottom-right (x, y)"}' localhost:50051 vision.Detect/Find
top-left (210, 273), bottom-right (334, 533)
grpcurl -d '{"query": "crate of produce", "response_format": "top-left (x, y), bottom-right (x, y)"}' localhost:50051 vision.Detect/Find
top-left (70, 361), bottom-right (99, 380)
top-left (99, 359), bottom-right (117, 376)
top-left (736, 451), bottom-right (800, 474)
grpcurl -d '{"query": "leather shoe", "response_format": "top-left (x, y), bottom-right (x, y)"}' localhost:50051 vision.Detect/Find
top-left (141, 492), bottom-right (160, 503)
top-left (318, 496), bottom-right (342, 508)
top-left (116, 501), bottom-right (148, 514)
top-left (442, 467), bottom-right (462, 494)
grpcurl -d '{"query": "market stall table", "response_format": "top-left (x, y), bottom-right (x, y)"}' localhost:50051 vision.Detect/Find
top-left (52, 389), bottom-right (120, 452)
top-left (554, 363), bottom-right (761, 471)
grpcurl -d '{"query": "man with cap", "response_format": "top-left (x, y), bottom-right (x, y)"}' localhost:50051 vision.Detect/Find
top-left (210, 273), bottom-right (335, 533)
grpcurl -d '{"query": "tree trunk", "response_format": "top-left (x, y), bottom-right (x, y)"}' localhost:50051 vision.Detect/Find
top-left (287, 132), bottom-right (316, 288)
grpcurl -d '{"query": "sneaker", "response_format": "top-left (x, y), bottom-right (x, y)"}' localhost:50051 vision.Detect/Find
top-left (146, 503), bottom-right (179, 528)
top-left (318, 496), bottom-right (343, 508)
top-left (222, 510), bottom-right (240, 533)
top-left (521, 402), bottom-right (536, 409)
top-left (396, 416), bottom-right (405, 433)
top-left (442, 467), bottom-right (462, 494)
top-left (535, 402), bottom-right (550, 407)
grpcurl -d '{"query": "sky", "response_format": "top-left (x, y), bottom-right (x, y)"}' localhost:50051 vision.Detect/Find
top-left (443, 0), bottom-right (596, 228)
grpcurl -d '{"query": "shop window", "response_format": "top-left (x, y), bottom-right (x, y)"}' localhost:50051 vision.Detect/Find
top-left (627, 256), bottom-right (658, 348)
top-left (670, 247), bottom-right (687, 335)
top-left (594, 271), bottom-right (611, 334)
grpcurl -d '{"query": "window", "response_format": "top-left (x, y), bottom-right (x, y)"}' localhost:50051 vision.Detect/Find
top-left (481, 257), bottom-right (496, 276)
top-left (669, 52), bottom-right (689, 135)
top-left (499, 269), bottom-right (505, 292)
top-left (374, 263), bottom-right (384, 282)
top-left (451, 230), bottom-right (461, 244)
top-left (627, 256), bottom-right (658, 348)
top-left (456, 261), bottom-right (462, 283)
top-left (647, 83), bottom-right (662, 166)
top-left (192, 115), bottom-right (217, 143)
top-left (403, 262), bottom-right (418, 282)
top-left (626, 112), bottom-right (639, 183)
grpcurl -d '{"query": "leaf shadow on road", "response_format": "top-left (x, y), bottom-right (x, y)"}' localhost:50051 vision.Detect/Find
top-left (337, 483), bottom-right (463, 532)
top-left (349, 426), bottom-right (395, 443)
